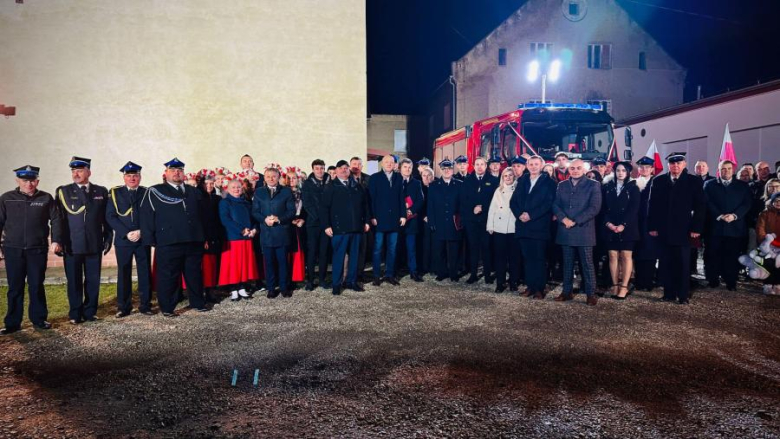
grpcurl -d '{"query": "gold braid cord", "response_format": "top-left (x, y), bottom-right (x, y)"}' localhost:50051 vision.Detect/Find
top-left (58, 188), bottom-right (86, 215)
top-left (110, 186), bottom-right (133, 217)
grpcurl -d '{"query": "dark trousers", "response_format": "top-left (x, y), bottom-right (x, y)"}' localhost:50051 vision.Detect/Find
top-left (434, 239), bottom-right (460, 280)
top-left (562, 246), bottom-right (596, 296)
top-left (64, 252), bottom-right (102, 320)
top-left (705, 236), bottom-right (742, 288)
top-left (332, 233), bottom-right (361, 287)
top-left (262, 245), bottom-right (289, 292)
top-left (403, 232), bottom-right (418, 275)
top-left (373, 231), bottom-right (399, 278)
top-left (4, 247), bottom-right (48, 328)
top-left (419, 226), bottom-right (435, 275)
top-left (305, 226), bottom-right (330, 284)
top-left (661, 244), bottom-right (691, 301)
top-left (358, 229), bottom-right (371, 279)
top-left (115, 245), bottom-right (152, 313)
top-left (465, 221), bottom-right (493, 277)
top-left (492, 233), bottom-right (519, 287)
top-left (634, 259), bottom-right (657, 290)
top-left (520, 238), bottom-right (548, 293)
top-left (155, 242), bottom-right (205, 313)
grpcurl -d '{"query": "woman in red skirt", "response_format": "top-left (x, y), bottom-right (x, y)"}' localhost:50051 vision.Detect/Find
top-left (284, 167), bottom-right (307, 285)
top-left (218, 179), bottom-right (259, 301)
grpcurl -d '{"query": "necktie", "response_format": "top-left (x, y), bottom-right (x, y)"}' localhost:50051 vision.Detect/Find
top-left (672, 177), bottom-right (677, 185)
top-left (270, 187), bottom-right (276, 197)
top-left (129, 189), bottom-right (137, 204)
top-left (81, 185), bottom-right (88, 194)
top-left (723, 180), bottom-right (730, 187)
top-left (177, 185), bottom-right (184, 195)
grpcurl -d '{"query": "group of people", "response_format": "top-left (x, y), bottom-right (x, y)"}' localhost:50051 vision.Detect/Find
top-left (1, 151), bottom-right (779, 335)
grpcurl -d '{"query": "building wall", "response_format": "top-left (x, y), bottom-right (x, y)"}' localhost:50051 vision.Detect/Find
top-left (0, 0), bottom-right (366, 193)
top-left (367, 114), bottom-right (408, 158)
top-left (614, 87), bottom-right (780, 171)
top-left (452, 0), bottom-right (685, 128)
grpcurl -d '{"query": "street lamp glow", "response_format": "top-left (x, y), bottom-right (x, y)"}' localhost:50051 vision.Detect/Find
top-left (526, 60), bottom-right (540, 82)
top-left (548, 59), bottom-right (562, 82)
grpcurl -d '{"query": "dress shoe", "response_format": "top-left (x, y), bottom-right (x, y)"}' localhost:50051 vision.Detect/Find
top-left (466, 275), bottom-right (479, 284)
top-left (68, 318), bottom-right (82, 325)
top-left (678, 299), bottom-right (690, 305)
top-left (554, 293), bottom-right (573, 302)
top-left (267, 289), bottom-right (280, 299)
top-left (586, 295), bottom-right (598, 306)
top-left (346, 283), bottom-right (365, 292)
top-left (281, 289), bottom-right (293, 298)
top-left (0, 327), bottom-right (20, 336)
top-left (411, 274), bottom-right (424, 282)
top-left (484, 275), bottom-right (495, 285)
top-left (115, 311), bottom-right (131, 318)
top-left (196, 306), bottom-right (211, 312)
top-left (495, 284), bottom-right (506, 293)
top-left (372, 279), bottom-right (383, 287)
top-left (304, 282), bottom-right (315, 291)
top-left (140, 310), bottom-right (154, 316)
top-left (532, 291), bottom-right (545, 300)
top-left (85, 316), bottom-right (100, 322)
top-left (385, 277), bottom-right (400, 286)
top-left (33, 321), bottom-right (52, 330)
top-left (522, 289), bottom-right (534, 297)
top-left (659, 296), bottom-right (676, 303)
top-left (435, 275), bottom-right (446, 282)
top-left (332, 286), bottom-right (342, 296)
top-left (162, 312), bottom-right (177, 318)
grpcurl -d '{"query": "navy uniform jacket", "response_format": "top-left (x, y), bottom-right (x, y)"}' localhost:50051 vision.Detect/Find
top-left (453, 172), bottom-right (468, 182)
top-left (106, 186), bottom-right (146, 247)
top-left (510, 172), bottom-right (556, 240)
top-left (368, 171), bottom-right (406, 232)
top-left (0, 189), bottom-right (63, 249)
top-left (703, 178), bottom-right (752, 238)
top-left (252, 185), bottom-right (295, 248)
top-left (301, 174), bottom-right (330, 229)
top-left (401, 177), bottom-right (424, 235)
top-left (461, 173), bottom-right (499, 224)
top-left (320, 177), bottom-right (369, 235)
top-left (139, 183), bottom-right (205, 247)
top-left (635, 176), bottom-right (661, 260)
top-left (55, 183), bottom-right (112, 255)
top-left (427, 178), bottom-right (464, 241)
top-left (647, 170), bottom-right (706, 246)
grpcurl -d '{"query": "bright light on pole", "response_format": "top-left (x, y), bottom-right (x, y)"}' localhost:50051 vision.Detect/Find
top-left (526, 58), bottom-right (562, 103)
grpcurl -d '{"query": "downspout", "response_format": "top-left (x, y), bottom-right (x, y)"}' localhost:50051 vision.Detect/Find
top-left (448, 75), bottom-right (457, 129)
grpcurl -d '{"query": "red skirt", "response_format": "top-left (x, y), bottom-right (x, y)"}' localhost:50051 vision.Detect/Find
top-left (219, 240), bottom-right (259, 286)
top-left (289, 228), bottom-right (306, 282)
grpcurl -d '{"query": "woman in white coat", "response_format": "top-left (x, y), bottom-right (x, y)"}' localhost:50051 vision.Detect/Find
top-left (487, 168), bottom-right (518, 293)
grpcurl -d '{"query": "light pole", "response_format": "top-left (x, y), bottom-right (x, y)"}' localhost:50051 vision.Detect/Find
top-left (527, 59), bottom-right (562, 103)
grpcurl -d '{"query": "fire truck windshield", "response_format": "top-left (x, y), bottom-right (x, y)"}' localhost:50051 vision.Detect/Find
top-left (520, 108), bottom-right (614, 161)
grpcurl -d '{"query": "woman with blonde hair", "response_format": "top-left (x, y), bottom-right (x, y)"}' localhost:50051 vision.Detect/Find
top-left (218, 179), bottom-right (259, 301)
top-left (285, 167), bottom-right (307, 285)
top-left (486, 167), bottom-right (518, 293)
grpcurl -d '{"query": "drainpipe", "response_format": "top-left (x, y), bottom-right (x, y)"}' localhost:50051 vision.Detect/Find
top-left (448, 75), bottom-right (457, 129)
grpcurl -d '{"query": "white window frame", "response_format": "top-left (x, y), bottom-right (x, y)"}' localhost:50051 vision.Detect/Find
top-left (587, 44), bottom-right (612, 69)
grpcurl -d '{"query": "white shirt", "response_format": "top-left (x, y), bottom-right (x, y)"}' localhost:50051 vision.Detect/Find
top-left (528, 175), bottom-right (540, 193)
top-left (167, 182), bottom-right (184, 192)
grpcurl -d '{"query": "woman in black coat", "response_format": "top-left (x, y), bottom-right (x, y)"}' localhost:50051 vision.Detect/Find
top-left (600, 161), bottom-right (640, 299)
top-left (198, 174), bottom-right (224, 301)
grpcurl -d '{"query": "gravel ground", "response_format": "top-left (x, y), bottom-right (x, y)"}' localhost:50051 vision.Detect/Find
top-left (0, 276), bottom-right (779, 438)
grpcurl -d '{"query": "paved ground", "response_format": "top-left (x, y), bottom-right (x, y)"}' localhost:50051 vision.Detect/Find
top-left (0, 276), bottom-right (778, 438)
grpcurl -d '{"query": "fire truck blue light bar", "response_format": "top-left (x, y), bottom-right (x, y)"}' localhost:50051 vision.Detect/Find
top-left (517, 103), bottom-right (603, 111)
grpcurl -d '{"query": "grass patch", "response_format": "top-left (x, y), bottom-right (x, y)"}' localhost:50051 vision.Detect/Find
top-left (0, 284), bottom-right (125, 327)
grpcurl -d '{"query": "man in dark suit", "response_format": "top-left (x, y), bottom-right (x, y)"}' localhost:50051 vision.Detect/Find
top-left (461, 157), bottom-right (499, 284)
top-left (55, 157), bottom-right (113, 324)
top-left (453, 155), bottom-right (469, 181)
top-left (368, 155), bottom-right (407, 286)
top-left (633, 156), bottom-right (661, 291)
top-left (1, 166), bottom-right (63, 334)
top-left (106, 161), bottom-right (152, 318)
top-left (399, 158), bottom-right (425, 282)
top-left (428, 158), bottom-right (464, 282)
top-left (648, 153), bottom-right (706, 304)
top-left (703, 160), bottom-right (752, 291)
top-left (321, 160), bottom-right (370, 295)
top-left (693, 160), bottom-right (716, 276)
top-left (139, 158), bottom-right (210, 317)
top-left (418, 167), bottom-right (436, 277)
top-left (350, 156), bottom-right (371, 280)
top-left (301, 159), bottom-right (331, 291)
top-left (252, 167), bottom-right (296, 298)
top-left (510, 155), bottom-right (556, 298)
top-left (552, 159), bottom-right (603, 306)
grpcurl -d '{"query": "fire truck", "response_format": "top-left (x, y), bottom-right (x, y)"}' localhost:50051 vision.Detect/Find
top-left (432, 103), bottom-right (623, 176)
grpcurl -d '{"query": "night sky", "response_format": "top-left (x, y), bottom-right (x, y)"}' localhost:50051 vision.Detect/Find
top-left (367, 0), bottom-right (780, 115)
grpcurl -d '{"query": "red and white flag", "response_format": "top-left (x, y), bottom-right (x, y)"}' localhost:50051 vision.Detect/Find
top-left (645, 140), bottom-right (664, 175)
top-left (719, 123), bottom-right (737, 176)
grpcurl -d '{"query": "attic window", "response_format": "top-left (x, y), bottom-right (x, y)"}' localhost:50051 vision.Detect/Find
top-left (569, 3), bottom-right (579, 16)
top-left (562, 0), bottom-right (587, 21)
top-left (498, 48), bottom-right (507, 66)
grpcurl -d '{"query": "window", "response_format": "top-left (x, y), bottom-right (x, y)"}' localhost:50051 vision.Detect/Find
top-left (530, 42), bottom-right (553, 56)
top-left (639, 51), bottom-right (647, 70)
top-left (394, 130), bottom-right (407, 153)
top-left (498, 48), bottom-right (507, 66)
top-left (587, 99), bottom-right (612, 114)
top-left (569, 2), bottom-right (579, 16)
top-left (480, 134), bottom-right (492, 159)
top-left (587, 44), bottom-right (612, 69)
top-left (502, 128), bottom-right (518, 160)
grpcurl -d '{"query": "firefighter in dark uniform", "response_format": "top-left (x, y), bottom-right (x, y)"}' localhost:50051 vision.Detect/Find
top-left (55, 157), bottom-right (113, 324)
top-left (427, 158), bottom-right (464, 282)
top-left (415, 157), bottom-right (431, 180)
top-left (453, 155), bottom-right (469, 182)
top-left (462, 156), bottom-right (499, 284)
top-left (0, 166), bottom-right (63, 334)
top-left (106, 161), bottom-right (153, 318)
top-left (648, 153), bottom-right (706, 304)
top-left (140, 158), bottom-right (210, 317)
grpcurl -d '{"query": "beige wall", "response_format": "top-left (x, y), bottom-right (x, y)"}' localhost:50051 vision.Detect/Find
top-left (0, 0), bottom-right (366, 193)
top-left (367, 114), bottom-right (408, 157)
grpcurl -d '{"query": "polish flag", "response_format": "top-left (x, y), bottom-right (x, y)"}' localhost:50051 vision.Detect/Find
top-left (645, 140), bottom-right (664, 175)
top-left (719, 123), bottom-right (737, 176)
